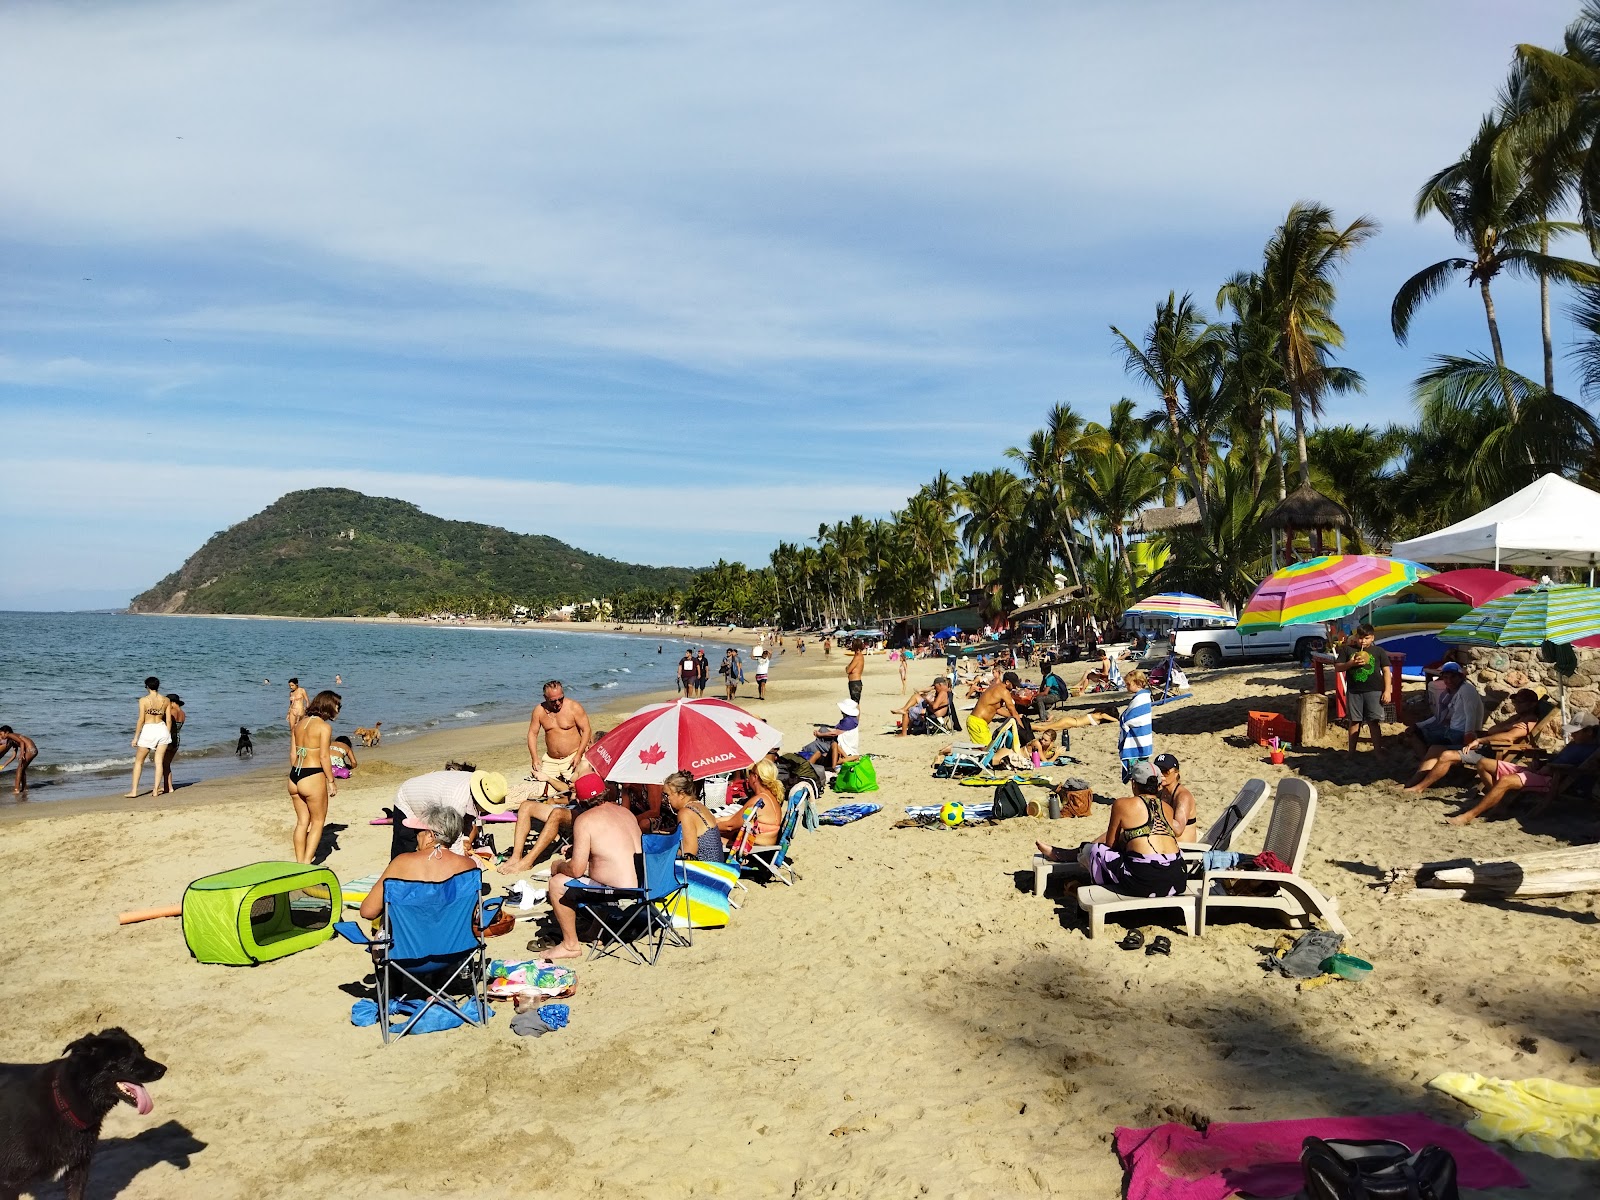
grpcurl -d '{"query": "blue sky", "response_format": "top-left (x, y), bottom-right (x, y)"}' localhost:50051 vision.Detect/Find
top-left (0, 0), bottom-right (1587, 609)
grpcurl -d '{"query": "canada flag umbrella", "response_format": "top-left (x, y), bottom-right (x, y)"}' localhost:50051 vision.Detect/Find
top-left (585, 697), bottom-right (784, 784)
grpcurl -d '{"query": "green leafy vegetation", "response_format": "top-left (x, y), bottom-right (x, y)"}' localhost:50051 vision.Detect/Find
top-left (130, 488), bottom-right (694, 617)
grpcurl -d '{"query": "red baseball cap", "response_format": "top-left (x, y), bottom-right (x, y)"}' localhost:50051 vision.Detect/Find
top-left (574, 773), bottom-right (606, 801)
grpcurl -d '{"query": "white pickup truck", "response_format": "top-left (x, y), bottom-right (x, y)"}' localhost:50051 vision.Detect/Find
top-left (1169, 621), bottom-right (1328, 670)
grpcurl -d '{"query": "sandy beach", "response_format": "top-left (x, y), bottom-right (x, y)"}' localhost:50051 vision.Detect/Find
top-left (3, 647), bottom-right (1598, 1197)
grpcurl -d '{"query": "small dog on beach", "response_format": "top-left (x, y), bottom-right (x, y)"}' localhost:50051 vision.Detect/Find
top-left (236, 727), bottom-right (254, 758)
top-left (0, 1027), bottom-right (166, 1200)
top-left (355, 722), bottom-right (383, 747)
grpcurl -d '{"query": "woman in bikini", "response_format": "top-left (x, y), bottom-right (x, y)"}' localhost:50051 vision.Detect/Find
top-left (716, 759), bottom-right (786, 848)
top-left (1035, 761), bottom-right (1186, 898)
top-left (664, 771), bottom-right (724, 861)
top-left (288, 689), bottom-right (341, 863)
top-left (159, 693), bottom-right (186, 796)
top-left (126, 676), bottom-right (172, 798)
top-left (1152, 752), bottom-right (1198, 842)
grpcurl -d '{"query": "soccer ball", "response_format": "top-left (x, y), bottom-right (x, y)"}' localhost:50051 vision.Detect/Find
top-left (938, 800), bottom-right (964, 828)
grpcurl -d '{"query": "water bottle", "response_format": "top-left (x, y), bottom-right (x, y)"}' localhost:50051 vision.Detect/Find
top-left (1048, 792), bottom-right (1062, 820)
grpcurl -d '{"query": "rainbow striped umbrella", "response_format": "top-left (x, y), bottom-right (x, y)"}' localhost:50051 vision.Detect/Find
top-left (1124, 592), bottom-right (1230, 620)
top-left (1439, 584), bottom-right (1600, 647)
top-left (1238, 555), bottom-right (1432, 634)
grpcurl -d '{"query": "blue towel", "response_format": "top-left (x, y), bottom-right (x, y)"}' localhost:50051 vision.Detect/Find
top-left (537, 1003), bottom-right (570, 1029)
top-left (1118, 689), bottom-right (1154, 781)
top-left (819, 803), bottom-right (881, 826)
top-left (351, 996), bottom-right (492, 1034)
top-left (1202, 849), bottom-right (1241, 872)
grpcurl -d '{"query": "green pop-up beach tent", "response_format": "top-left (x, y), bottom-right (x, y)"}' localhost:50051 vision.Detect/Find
top-left (182, 861), bottom-right (342, 966)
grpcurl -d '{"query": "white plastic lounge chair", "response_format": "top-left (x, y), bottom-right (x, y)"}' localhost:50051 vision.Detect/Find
top-left (1032, 778), bottom-right (1266, 896)
top-left (1062, 779), bottom-right (1275, 939)
top-left (1196, 777), bottom-right (1348, 935)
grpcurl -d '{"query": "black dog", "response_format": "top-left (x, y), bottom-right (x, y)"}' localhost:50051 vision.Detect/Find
top-left (236, 727), bottom-right (253, 758)
top-left (0, 1028), bottom-right (166, 1200)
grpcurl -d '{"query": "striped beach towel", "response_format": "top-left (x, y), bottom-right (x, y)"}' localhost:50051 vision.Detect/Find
top-left (819, 803), bottom-right (881, 826)
top-left (904, 803), bottom-right (993, 820)
top-left (1118, 689), bottom-right (1153, 781)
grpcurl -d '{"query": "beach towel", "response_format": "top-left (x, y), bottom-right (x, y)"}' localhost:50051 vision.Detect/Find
top-left (904, 802), bottom-right (993, 821)
top-left (1114, 1114), bottom-right (1525, 1200)
top-left (1119, 689), bottom-right (1154, 781)
top-left (819, 803), bottom-right (881, 825)
top-left (665, 860), bottom-right (734, 929)
top-left (350, 996), bottom-right (493, 1035)
top-left (341, 872), bottom-right (381, 908)
top-left (1428, 1072), bottom-right (1600, 1159)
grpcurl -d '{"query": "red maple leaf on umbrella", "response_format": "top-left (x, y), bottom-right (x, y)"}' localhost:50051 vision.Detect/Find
top-left (736, 721), bottom-right (757, 739)
top-left (638, 743), bottom-right (666, 766)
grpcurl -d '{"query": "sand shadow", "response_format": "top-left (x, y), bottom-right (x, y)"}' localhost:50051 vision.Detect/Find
top-left (28, 1119), bottom-right (206, 1199)
top-left (312, 823), bottom-right (348, 865)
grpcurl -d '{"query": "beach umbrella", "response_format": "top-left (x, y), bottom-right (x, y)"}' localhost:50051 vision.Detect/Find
top-left (933, 625), bottom-right (963, 639)
top-left (1439, 585), bottom-right (1600, 647)
top-left (1411, 568), bottom-right (1529, 608)
top-left (1238, 555), bottom-right (1432, 634)
top-left (1124, 592), bottom-right (1230, 620)
top-left (585, 697), bottom-right (782, 783)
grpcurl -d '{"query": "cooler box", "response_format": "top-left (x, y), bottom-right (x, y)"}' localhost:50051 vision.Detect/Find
top-left (182, 862), bottom-right (342, 966)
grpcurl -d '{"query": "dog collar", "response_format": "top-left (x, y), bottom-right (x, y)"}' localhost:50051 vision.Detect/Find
top-left (52, 1068), bottom-right (90, 1130)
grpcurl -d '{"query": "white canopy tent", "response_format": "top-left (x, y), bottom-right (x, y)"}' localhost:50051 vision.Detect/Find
top-left (1391, 473), bottom-right (1600, 571)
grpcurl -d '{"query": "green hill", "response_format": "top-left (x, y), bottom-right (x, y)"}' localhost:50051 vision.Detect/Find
top-left (130, 488), bottom-right (695, 617)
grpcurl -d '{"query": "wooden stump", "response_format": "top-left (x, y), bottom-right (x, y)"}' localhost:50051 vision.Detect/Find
top-left (1297, 693), bottom-right (1328, 744)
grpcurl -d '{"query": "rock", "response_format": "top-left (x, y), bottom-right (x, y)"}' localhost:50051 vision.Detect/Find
top-left (1505, 669), bottom-right (1530, 688)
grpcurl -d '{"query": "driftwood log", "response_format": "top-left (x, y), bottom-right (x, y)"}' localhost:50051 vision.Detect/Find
top-left (1379, 845), bottom-right (1600, 900)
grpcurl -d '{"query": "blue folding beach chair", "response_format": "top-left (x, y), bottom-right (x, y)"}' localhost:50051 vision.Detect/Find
top-left (334, 870), bottom-right (489, 1045)
top-left (561, 833), bottom-right (688, 965)
top-left (736, 781), bottom-right (810, 886)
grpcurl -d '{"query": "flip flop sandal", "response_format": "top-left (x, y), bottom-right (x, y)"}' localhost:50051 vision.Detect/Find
top-left (1145, 935), bottom-right (1172, 956)
top-left (1117, 930), bottom-right (1145, 951)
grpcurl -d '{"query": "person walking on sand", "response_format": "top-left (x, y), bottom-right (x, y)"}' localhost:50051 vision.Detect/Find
top-left (0, 726), bottom-right (38, 795)
top-left (846, 641), bottom-right (865, 704)
top-left (678, 648), bottom-right (697, 696)
top-left (895, 648), bottom-right (909, 694)
top-left (721, 648), bottom-right (744, 700)
top-left (527, 679), bottom-right (592, 795)
top-left (543, 777), bottom-right (642, 959)
top-left (289, 690), bottom-right (340, 863)
top-left (126, 676), bottom-right (173, 797)
top-left (753, 645), bottom-right (771, 700)
top-left (286, 677), bottom-right (307, 733)
top-left (694, 649), bottom-right (710, 697)
top-left (159, 693), bottom-right (186, 795)
top-left (1332, 624), bottom-right (1390, 753)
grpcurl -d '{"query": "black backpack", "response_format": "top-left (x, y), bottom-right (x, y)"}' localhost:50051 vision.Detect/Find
top-left (991, 780), bottom-right (1029, 820)
top-left (1300, 1137), bottom-right (1459, 1200)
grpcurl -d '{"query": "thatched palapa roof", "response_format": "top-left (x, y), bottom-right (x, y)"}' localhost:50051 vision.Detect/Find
top-left (1262, 483), bottom-right (1353, 532)
top-left (1011, 584), bottom-right (1091, 617)
top-left (1131, 498), bottom-right (1201, 535)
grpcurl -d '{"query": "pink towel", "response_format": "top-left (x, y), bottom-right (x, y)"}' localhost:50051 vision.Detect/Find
top-left (1114, 1113), bottom-right (1526, 1200)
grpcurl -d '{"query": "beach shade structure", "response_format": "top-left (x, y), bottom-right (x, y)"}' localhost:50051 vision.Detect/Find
top-left (1238, 555), bottom-right (1432, 634)
top-left (586, 697), bottom-right (783, 784)
top-left (182, 862), bottom-right (341, 966)
top-left (1392, 472), bottom-right (1600, 571)
top-left (1410, 568), bottom-right (1531, 608)
top-left (933, 625), bottom-right (963, 639)
top-left (1439, 585), bottom-right (1600, 647)
top-left (1124, 593), bottom-right (1230, 621)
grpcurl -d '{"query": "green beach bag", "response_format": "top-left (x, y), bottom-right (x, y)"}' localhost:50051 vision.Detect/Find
top-left (833, 755), bottom-right (879, 793)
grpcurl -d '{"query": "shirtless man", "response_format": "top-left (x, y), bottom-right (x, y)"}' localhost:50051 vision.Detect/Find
top-left (967, 673), bottom-right (1021, 747)
top-left (527, 679), bottom-right (592, 794)
top-left (0, 726), bottom-right (38, 794)
top-left (894, 677), bottom-right (953, 736)
top-left (846, 642), bottom-right (865, 704)
top-left (544, 775), bottom-right (643, 959)
top-left (286, 678), bottom-right (308, 733)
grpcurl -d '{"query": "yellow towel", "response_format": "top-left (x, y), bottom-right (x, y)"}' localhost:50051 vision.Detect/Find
top-left (1428, 1072), bottom-right (1600, 1160)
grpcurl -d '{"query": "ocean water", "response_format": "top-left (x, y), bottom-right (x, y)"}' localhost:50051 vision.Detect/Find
top-left (0, 613), bottom-right (706, 803)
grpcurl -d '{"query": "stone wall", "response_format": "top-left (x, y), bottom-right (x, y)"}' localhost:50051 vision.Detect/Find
top-left (1454, 645), bottom-right (1600, 722)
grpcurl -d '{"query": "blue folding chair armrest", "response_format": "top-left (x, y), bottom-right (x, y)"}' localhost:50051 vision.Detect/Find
top-left (334, 920), bottom-right (380, 947)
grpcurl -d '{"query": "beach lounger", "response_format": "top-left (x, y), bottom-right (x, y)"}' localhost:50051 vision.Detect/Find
top-left (562, 833), bottom-right (689, 965)
top-left (1196, 777), bottom-right (1348, 936)
top-left (334, 870), bottom-right (489, 1045)
top-left (1034, 778), bottom-right (1267, 898)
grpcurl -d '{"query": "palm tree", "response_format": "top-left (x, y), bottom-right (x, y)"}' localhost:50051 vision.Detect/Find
top-left (957, 468), bottom-right (1024, 587)
top-left (1392, 115), bottom-right (1594, 417)
top-left (1514, 3), bottom-right (1600, 243)
top-left (1253, 202), bottom-right (1378, 488)
top-left (1076, 445), bottom-right (1162, 576)
top-left (1146, 453), bottom-right (1272, 610)
top-left (1111, 292), bottom-right (1219, 523)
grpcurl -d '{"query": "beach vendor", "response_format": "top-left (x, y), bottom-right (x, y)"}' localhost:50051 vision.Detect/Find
top-left (544, 776), bottom-right (644, 960)
top-left (389, 767), bottom-right (509, 858)
top-left (1033, 762), bottom-right (1185, 898)
top-left (359, 804), bottom-right (480, 922)
top-left (1332, 624), bottom-right (1390, 752)
top-left (527, 679), bottom-right (592, 793)
top-left (753, 645), bottom-right (771, 700)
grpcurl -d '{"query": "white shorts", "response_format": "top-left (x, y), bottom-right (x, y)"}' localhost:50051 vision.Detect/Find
top-left (137, 723), bottom-right (172, 750)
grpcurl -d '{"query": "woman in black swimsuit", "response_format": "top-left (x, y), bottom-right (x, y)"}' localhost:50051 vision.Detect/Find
top-left (288, 689), bottom-right (340, 863)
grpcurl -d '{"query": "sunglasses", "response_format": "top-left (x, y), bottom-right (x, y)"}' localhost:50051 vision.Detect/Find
top-left (543, 696), bottom-right (565, 711)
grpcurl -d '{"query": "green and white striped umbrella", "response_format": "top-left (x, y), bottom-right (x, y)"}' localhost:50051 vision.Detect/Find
top-left (1439, 584), bottom-right (1600, 647)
